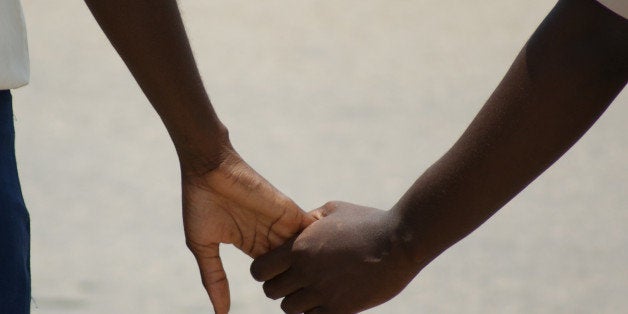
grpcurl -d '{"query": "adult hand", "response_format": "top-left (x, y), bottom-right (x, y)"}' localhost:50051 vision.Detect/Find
top-left (250, 201), bottom-right (422, 314)
top-left (83, 0), bottom-right (316, 312)
top-left (182, 146), bottom-right (315, 314)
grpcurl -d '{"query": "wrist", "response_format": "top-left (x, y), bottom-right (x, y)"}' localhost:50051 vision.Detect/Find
top-left (388, 207), bottom-right (439, 271)
top-left (176, 124), bottom-right (234, 176)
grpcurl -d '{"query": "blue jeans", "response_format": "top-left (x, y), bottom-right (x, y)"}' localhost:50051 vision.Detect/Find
top-left (0, 90), bottom-right (31, 313)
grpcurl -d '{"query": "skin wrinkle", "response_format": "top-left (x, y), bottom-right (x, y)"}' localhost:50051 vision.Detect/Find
top-left (188, 176), bottom-right (278, 256)
top-left (176, 132), bottom-right (230, 177)
top-left (186, 239), bottom-right (215, 253)
top-left (248, 218), bottom-right (259, 255)
top-left (202, 258), bottom-right (228, 285)
top-left (266, 207), bottom-right (288, 249)
top-left (258, 221), bottom-right (274, 254)
top-left (226, 206), bottom-right (245, 249)
top-left (185, 164), bottom-right (290, 254)
top-left (189, 174), bottom-right (301, 256)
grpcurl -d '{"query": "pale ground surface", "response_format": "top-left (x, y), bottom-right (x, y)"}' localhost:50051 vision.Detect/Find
top-left (13, 1), bottom-right (627, 313)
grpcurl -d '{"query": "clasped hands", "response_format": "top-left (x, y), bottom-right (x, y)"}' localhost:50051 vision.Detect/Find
top-left (182, 146), bottom-right (421, 314)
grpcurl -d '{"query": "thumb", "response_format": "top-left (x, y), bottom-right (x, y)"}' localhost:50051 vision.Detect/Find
top-left (192, 243), bottom-right (230, 314)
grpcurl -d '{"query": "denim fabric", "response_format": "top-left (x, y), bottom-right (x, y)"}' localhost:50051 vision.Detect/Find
top-left (0, 90), bottom-right (30, 314)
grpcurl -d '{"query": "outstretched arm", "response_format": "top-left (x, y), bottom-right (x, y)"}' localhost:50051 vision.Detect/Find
top-left (252, 1), bottom-right (627, 313)
top-left (393, 0), bottom-right (627, 266)
top-left (393, 0), bottom-right (627, 268)
top-left (83, 1), bottom-right (314, 313)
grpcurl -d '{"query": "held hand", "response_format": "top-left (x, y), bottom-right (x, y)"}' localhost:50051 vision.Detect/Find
top-left (251, 201), bottom-right (421, 314)
top-left (182, 148), bottom-right (315, 314)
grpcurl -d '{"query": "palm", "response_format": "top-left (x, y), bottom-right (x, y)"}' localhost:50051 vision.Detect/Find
top-left (182, 153), bottom-right (313, 314)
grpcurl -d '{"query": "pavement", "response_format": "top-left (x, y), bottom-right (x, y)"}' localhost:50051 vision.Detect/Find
top-left (13, 0), bottom-right (627, 313)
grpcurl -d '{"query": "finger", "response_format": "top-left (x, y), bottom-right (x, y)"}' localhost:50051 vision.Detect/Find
top-left (280, 289), bottom-right (320, 314)
top-left (191, 243), bottom-right (230, 314)
top-left (263, 269), bottom-right (305, 300)
top-left (250, 238), bottom-right (294, 281)
top-left (300, 211), bottom-right (317, 229)
top-left (304, 307), bottom-right (327, 314)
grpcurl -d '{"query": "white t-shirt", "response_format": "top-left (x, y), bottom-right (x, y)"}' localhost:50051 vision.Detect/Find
top-left (0, 1), bottom-right (626, 90)
top-left (0, 0), bottom-right (29, 90)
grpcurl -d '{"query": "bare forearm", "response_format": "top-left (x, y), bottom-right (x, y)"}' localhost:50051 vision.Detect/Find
top-left (84, 0), bottom-right (228, 172)
top-left (393, 0), bottom-right (627, 264)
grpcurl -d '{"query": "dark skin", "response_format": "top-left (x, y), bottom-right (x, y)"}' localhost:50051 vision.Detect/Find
top-left (251, 0), bottom-right (628, 313)
top-left (83, 1), bottom-right (315, 313)
top-left (253, 202), bottom-right (420, 314)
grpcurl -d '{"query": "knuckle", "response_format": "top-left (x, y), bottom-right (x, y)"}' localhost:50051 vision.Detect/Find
top-left (318, 201), bottom-right (342, 216)
top-left (204, 272), bottom-right (227, 287)
top-left (290, 248), bottom-right (313, 268)
top-left (291, 239), bottom-right (311, 255)
top-left (322, 201), bottom-right (337, 210)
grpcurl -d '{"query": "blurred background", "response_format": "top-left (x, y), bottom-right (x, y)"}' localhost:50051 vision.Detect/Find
top-left (13, 0), bottom-right (627, 313)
